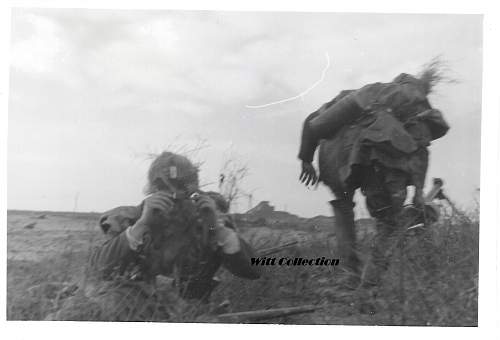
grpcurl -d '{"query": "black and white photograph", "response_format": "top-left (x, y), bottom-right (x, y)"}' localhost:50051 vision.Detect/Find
top-left (4, 4), bottom-right (489, 330)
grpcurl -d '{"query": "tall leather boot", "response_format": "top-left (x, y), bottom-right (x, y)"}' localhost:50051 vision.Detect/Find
top-left (330, 199), bottom-right (361, 289)
top-left (362, 213), bottom-right (398, 288)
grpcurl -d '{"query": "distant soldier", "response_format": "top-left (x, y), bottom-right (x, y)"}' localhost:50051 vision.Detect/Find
top-left (298, 66), bottom-right (450, 288)
top-left (52, 151), bottom-right (261, 321)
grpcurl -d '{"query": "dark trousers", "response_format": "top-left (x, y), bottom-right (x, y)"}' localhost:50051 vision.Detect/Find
top-left (330, 164), bottom-right (409, 281)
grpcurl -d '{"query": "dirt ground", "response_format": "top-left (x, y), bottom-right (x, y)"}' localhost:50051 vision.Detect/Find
top-left (7, 210), bottom-right (310, 262)
top-left (7, 210), bottom-right (104, 262)
top-left (6, 209), bottom-right (328, 320)
top-left (7, 209), bottom-right (368, 323)
top-left (7, 209), bottom-right (478, 325)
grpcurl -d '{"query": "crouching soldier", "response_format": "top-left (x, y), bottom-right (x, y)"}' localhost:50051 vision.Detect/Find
top-left (298, 66), bottom-right (450, 289)
top-left (50, 151), bottom-right (261, 321)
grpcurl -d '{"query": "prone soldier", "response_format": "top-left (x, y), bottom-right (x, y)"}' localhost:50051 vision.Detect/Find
top-left (51, 151), bottom-right (261, 321)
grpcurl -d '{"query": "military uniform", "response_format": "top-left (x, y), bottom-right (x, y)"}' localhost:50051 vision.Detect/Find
top-left (51, 151), bottom-right (261, 321)
top-left (51, 194), bottom-right (260, 321)
top-left (298, 73), bottom-right (449, 285)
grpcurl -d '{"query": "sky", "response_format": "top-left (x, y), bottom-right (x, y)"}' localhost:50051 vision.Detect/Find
top-left (8, 9), bottom-right (482, 217)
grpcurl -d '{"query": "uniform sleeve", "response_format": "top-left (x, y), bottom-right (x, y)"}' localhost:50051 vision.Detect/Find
top-left (98, 205), bottom-right (142, 237)
top-left (351, 82), bottom-right (386, 109)
top-left (415, 109), bottom-right (450, 140)
top-left (298, 111), bottom-right (321, 163)
top-left (404, 119), bottom-right (434, 148)
top-left (221, 237), bottom-right (262, 280)
top-left (308, 91), bottom-right (364, 141)
top-left (89, 232), bottom-right (135, 277)
top-left (90, 205), bottom-right (142, 277)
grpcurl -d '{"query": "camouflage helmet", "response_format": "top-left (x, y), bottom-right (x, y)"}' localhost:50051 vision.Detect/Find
top-left (146, 152), bottom-right (199, 194)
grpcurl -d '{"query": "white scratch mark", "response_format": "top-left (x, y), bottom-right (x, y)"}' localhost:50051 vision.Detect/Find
top-left (245, 53), bottom-right (330, 109)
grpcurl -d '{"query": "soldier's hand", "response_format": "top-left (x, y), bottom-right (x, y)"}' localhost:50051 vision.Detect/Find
top-left (300, 161), bottom-right (318, 186)
top-left (215, 224), bottom-right (241, 254)
top-left (192, 194), bottom-right (219, 249)
top-left (194, 194), bottom-right (217, 215)
top-left (137, 192), bottom-right (174, 227)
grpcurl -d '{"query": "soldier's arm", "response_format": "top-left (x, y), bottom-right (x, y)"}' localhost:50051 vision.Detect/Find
top-left (298, 111), bottom-right (321, 163)
top-left (89, 206), bottom-right (143, 276)
top-left (308, 90), bottom-right (362, 141)
top-left (386, 84), bottom-right (450, 141)
top-left (221, 236), bottom-right (262, 280)
top-left (299, 90), bottom-right (358, 162)
top-left (195, 194), bottom-right (262, 280)
top-left (415, 108), bottom-right (450, 141)
top-left (89, 232), bottom-right (135, 276)
top-left (216, 223), bottom-right (262, 279)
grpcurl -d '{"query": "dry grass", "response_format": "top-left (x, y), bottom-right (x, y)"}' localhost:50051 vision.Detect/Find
top-left (7, 209), bottom-right (478, 325)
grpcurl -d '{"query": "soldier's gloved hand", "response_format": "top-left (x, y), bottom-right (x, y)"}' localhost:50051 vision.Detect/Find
top-left (192, 194), bottom-right (219, 248)
top-left (300, 161), bottom-right (318, 186)
top-left (137, 192), bottom-right (175, 228)
top-left (214, 223), bottom-right (241, 255)
top-left (194, 194), bottom-right (217, 215)
top-left (126, 192), bottom-right (174, 250)
top-left (193, 194), bottom-right (219, 229)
